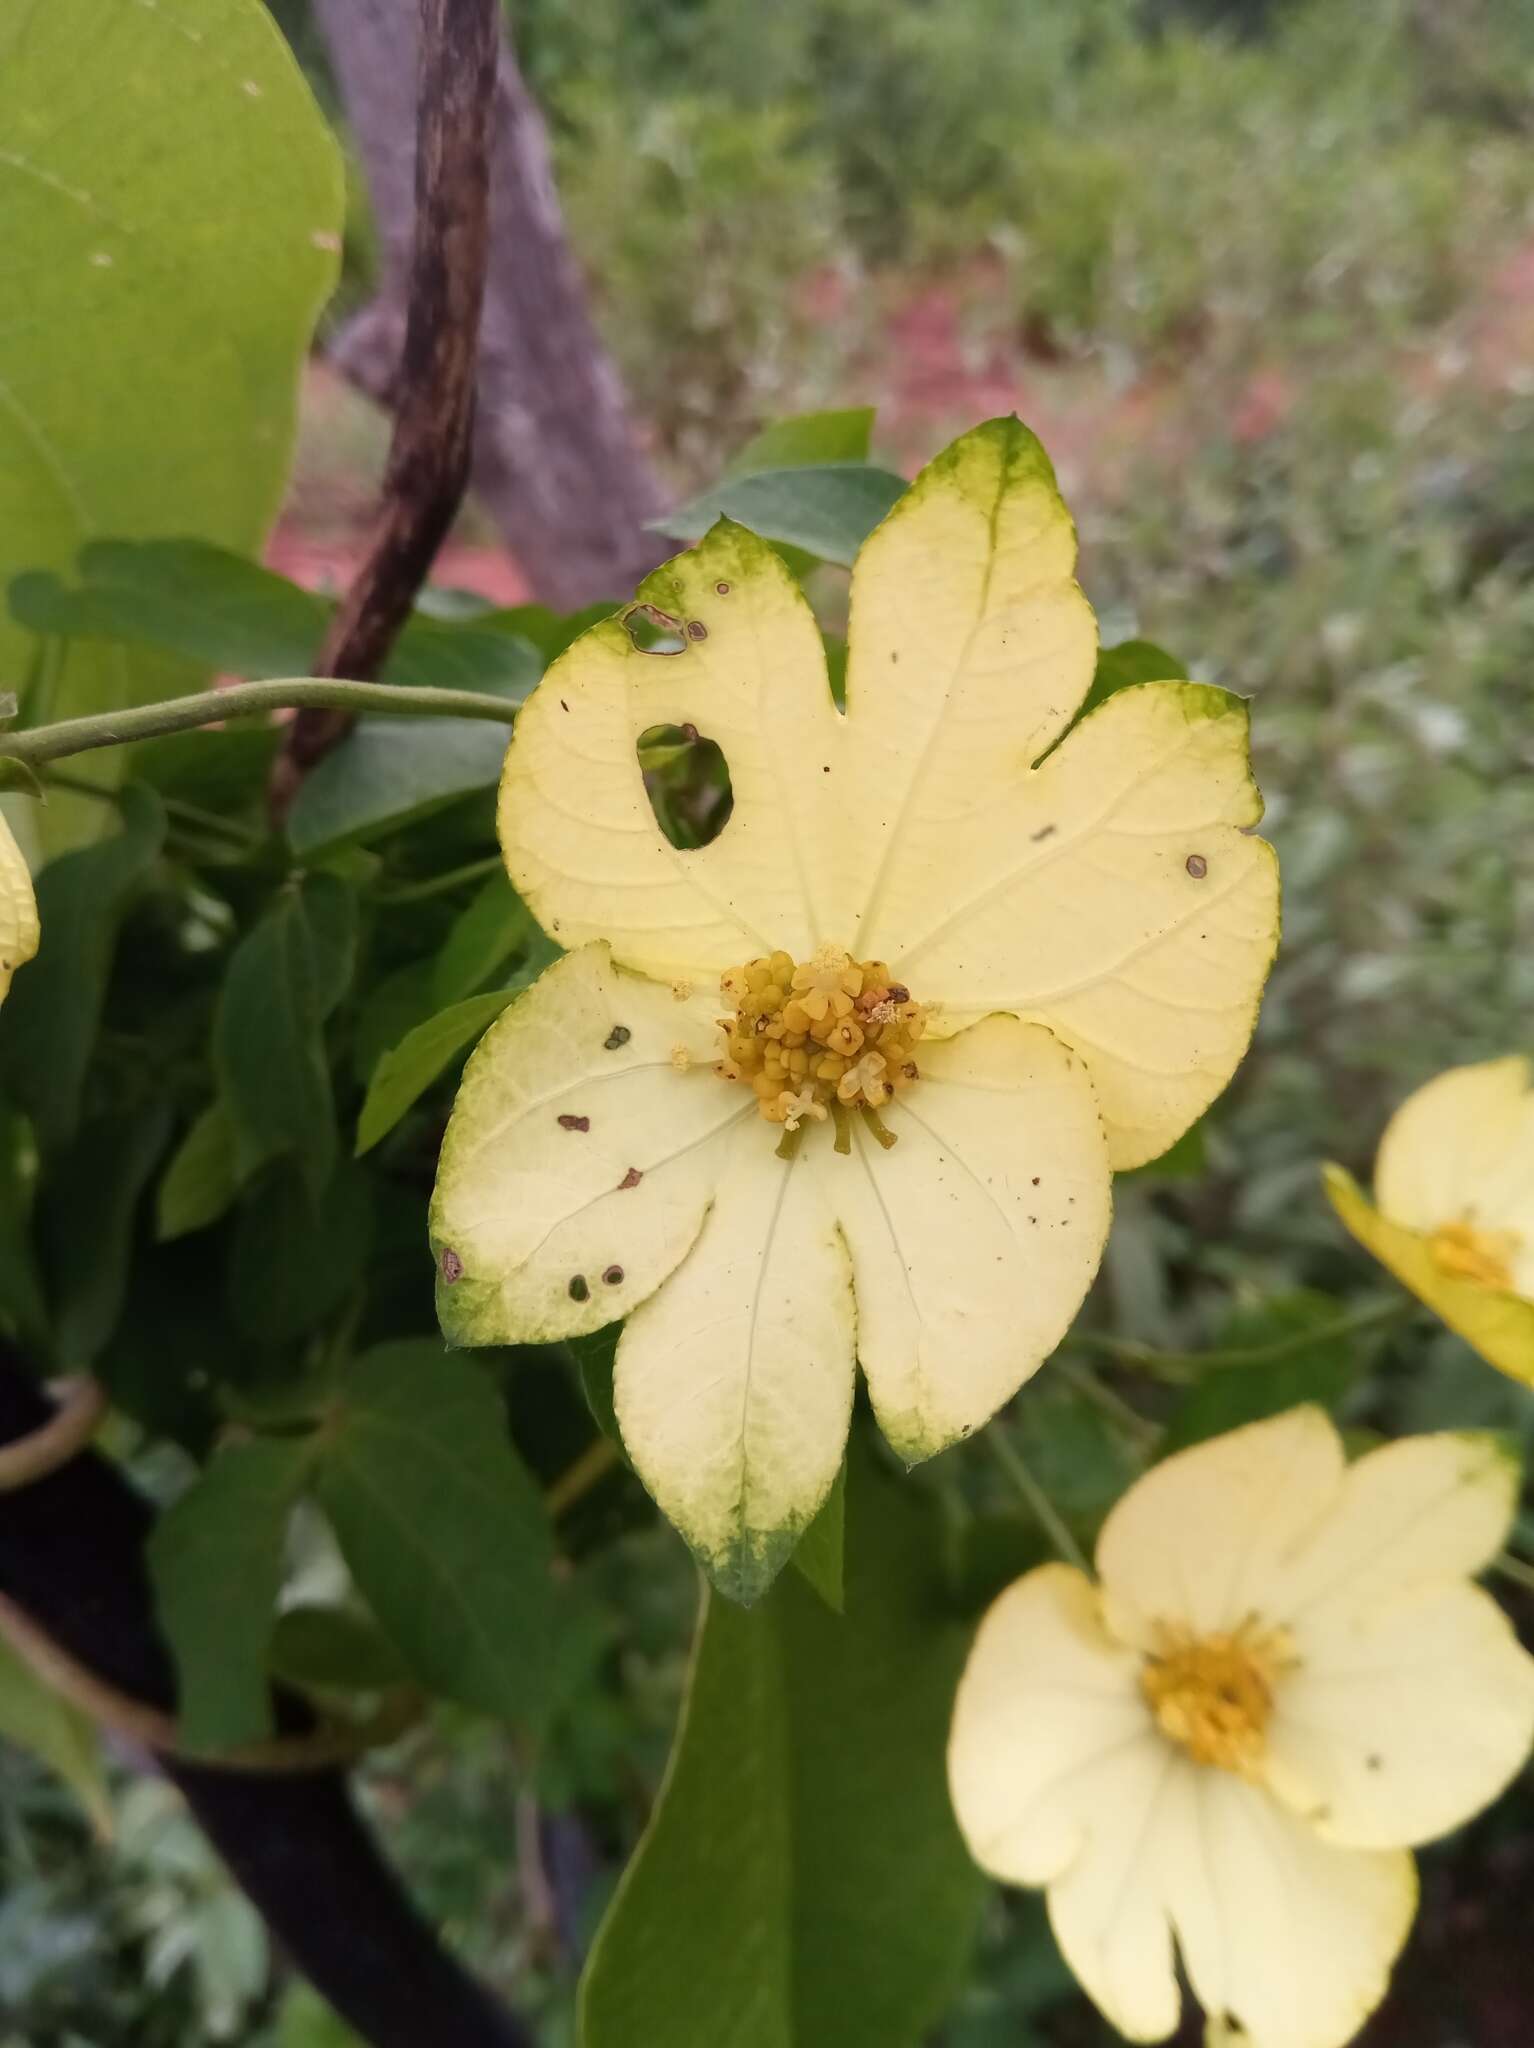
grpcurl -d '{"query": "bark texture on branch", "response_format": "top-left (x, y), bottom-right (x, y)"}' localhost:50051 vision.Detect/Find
top-left (271, 0), bottom-right (501, 815)
top-left (0, 1357), bottom-right (535, 2048)
top-left (316, 0), bottom-right (669, 610)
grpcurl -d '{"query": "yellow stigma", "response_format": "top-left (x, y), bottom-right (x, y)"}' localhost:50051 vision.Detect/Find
top-left (715, 944), bottom-right (927, 1151)
top-left (1141, 1621), bottom-right (1291, 1776)
top-left (1428, 1219), bottom-right (1519, 1291)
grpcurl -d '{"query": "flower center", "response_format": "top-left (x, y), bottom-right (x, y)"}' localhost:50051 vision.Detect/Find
top-left (715, 944), bottom-right (927, 1157)
top-left (1428, 1219), bottom-right (1520, 1291)
top-left (1140, 1622), bottom-right (1291, 1776)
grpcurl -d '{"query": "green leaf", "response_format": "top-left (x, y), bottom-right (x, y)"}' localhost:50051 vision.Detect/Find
top-left (0, 0), bottom-right (341, 845)
top-left (11, 538), bottom-right (544, 696)
top-left (227, 1159), bottom-right (374, 1346)
top-left (134, 722), bottom-right (282, 812)
top-left (314, 1342), bottom-right (556, 1725)
top-left (1122, 1115), bottom-right (1207, 1182)
top-left (286, 718), bottom-right (517, 861)
top-left (726, 408), bottom-right (875, 475)
top-left (354, 987), bottom-right (518, 1156)
top-left (268, 1605), bottom-right (412, 1695)
top-left (0, 784), bottom-right (166, 1149)
top-left (157, 1101), bottom-right (240, 1242)
top-left (276, 1982), bottom-right (365, 2048)
top-left (1079, 637), bottom-right (1189, 720)
top-left (579, 1435), bottom-right (983, 2048)
top-left (300, 871), bottom-right (359, 1020)
top-left (148, 1435), bottom-right (315, 1752)
top-left (1159, 1290), bottom-right (1362, 1458)
top-left (430, 871), bottom-right (537, 1006)
top-left (568, 1324), bottom-right (623, 1450)
top-left (0, 1100), bottom-right (47, 1341)
top-left (38, 1104), bottom-right (171, 1368)
top-left (789, 1460), bottom-right (845, 1612)
top-left (0, 1633), bottom-right (109, 1831)
top-left (658, 465), bottom-right (908, 567)
top-left (215, 888), bottom-right (336, 1199)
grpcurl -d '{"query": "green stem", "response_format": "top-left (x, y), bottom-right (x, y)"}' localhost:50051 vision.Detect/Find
top-left (0, 676), bottom-right (520, 770)
top-left (1492, 1551), bottom-right (1534, 1597)
top-left (375, 853), bottom-right (504, 905)
top-left (987, 1427), bottom-right (1090, 1573)
top-left (1074, 1298), bottom-right (1412, 1384)
top-left (1056, 1356), bottom-right (1163, 1449)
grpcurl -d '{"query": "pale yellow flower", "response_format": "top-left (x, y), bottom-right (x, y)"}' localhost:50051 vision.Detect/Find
top-left (0, 811), bottom-right (39, 1007)
top-left (1325, 1057), bottom-right (1534, 1386)
top-left (429, 418), bottom-right (1279, 1598)
top-left (949, 1408), bottom-right (1534, 2048)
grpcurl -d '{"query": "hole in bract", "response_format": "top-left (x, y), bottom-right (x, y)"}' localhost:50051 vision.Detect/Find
top-left (638, 723), bottom-right (733, 849)
top-left (623, 604), bottom-right (686, 655)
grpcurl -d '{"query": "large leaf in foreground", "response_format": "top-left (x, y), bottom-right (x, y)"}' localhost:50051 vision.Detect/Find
top-left (314, 1343), bottom-right (556, 1726)
top-left (0, 0), bottom-right (341, 841)
top-left (148, 1435), bottom-right (315, 1751)
top-left (579, 1437), bottom-right (983, 2048)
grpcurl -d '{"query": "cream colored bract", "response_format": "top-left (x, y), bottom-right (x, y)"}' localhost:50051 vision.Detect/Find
top-left (949, 1408), bottom-right (1534, 2048)
top-left (1325, 1056), bottom-right (1534, 1386)
top-left (430, 418), bottom-right (1280, 1599)
top-left (0, 812), bottom-right (39, 1007)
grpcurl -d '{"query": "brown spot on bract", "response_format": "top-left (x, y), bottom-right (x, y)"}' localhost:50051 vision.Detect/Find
top-left (1031, 1175), bottom-right (1041, 1185)
top-left (715, 580), bottom-right (731, 595)
top-left (568, 1274), bottom-right (590, 1302)
top-left (557, 1113), bottom-right (591, 1132)
top-left (439, 1248), bottom-right (463, 1284)
top-left (1367, 1754), bottom-right (1383, 1772)
top-left (1031, 823), bottom-right (1057, 843)
top-left (604, 1024), bottom-right (632, 1050)
top-left (1186, 853), bottom-right (1209, 878)
top-left (602, 1264), bottom-right (624, 1286)
top-left (618, 1166), bottom-right (643, 1190)
top-left (560, 698), bottom-right (570, 712)
top-left (686, 619), bottom-right (708, 641)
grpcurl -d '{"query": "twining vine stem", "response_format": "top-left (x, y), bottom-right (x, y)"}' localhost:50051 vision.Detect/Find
top-left (0, 675), bottom-right (519, 773)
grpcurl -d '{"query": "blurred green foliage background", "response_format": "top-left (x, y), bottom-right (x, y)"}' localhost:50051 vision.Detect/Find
top-left (5, 0), bottom-right (1534, 2042)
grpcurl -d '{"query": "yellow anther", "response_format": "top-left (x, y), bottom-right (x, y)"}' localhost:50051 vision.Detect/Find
top-left (716, 944), bottom-right (927, 1145)
top-left (1429, 1219), bottom-right (1519, 1291)
top-left (1141, 1621), bottom-right (1292, 1777)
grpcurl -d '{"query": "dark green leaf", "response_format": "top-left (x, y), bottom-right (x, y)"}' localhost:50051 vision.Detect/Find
top-left (214, 888), bottom-right (335, 1199)
top-left (579, 1435), bottom-right (983, 2048)
top-left (568, 1324), bottom-right (624, 1450)
top-left (148, 1435), bottom-right (315, 1751)
top-left (0, 784), bottom-right (165, 1149)
top-left (726, 408), bottom-right (875, 475)
top-left (658, 464), bottom-right (907, 567)
top-left (1078, 638), bottom-right (1188, 721)
top-left (1159, 1290), bottom-right (1361, 1457)
top-left (156, 1100), bottom-right (240, 1241)
top-left (13, 539), bottom-right (544, 696)
top-left (430, 872), bottom-right (536, 1006)
top-left (268, 1605), bottom-right (412, 1695)
top-left (790, 1460), bottom-right (845, 1612)
top-left (0, 1101), bottom-right (47, 1340)
top-left (300, 872), bottom-right (358, 1020)
top-left (38, 1104), bottom-right (170, 1367)
top-left (227, 1160), bottom-right (374, 1346)
top-left (314, 1342), bottom-right (556, 1725)
top-left (134, 723), bottom-right (282, 811)
top-left (286, 718), bottom-right (516, 861)
top-left (353, 988), bottom-right (517, 1157)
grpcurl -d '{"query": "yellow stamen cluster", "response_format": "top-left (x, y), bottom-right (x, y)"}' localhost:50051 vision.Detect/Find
top-left (1141, 1621), bottom-right (1291, 1777)
top-left (716, 944), bottom-right (927, 1151)
top-left (1428, 1219), bottom-right (1520, 1292)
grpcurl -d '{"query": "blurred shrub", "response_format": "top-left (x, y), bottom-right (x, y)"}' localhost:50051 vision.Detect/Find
top-left (555, 93), bottom-right (844, 469)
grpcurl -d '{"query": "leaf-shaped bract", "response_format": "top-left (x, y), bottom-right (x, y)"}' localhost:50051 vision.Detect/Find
top-left (578, 1437), bottom-right (983, 2048)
